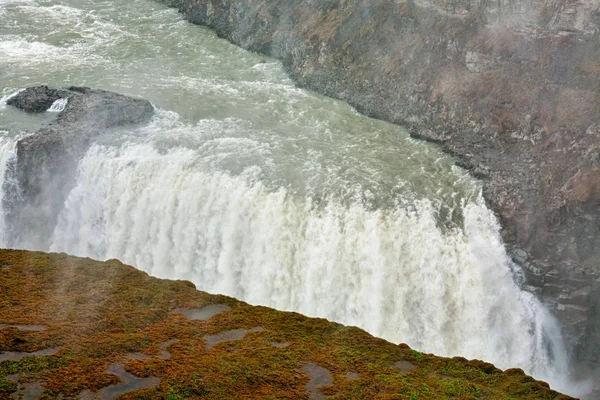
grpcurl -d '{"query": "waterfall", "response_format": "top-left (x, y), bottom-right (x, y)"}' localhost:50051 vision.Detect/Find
top-left (0, 0), bottom-right (585, 395)
top-left (0, 90), bottom-right (22, 246)
top-left (0, 136), bottom-right (17, 246)
top-left (45, 137), bottom-right (570, 392)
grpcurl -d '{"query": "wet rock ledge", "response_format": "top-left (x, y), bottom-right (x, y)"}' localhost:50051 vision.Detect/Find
top-left (0, 249), bottom-right (573, 399)
top-left (3, 86), bottom-right (154, 248)
top-left (157, 0), bottom-right (600, 377)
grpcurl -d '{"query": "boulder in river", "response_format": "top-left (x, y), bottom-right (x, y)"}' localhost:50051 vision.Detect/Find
top-left (3, 85), bottom-right (154, 248)
top-left (6, 85), bottom-right (71, 113)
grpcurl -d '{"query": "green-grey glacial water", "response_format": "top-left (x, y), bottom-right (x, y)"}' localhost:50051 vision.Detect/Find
top-left (0, 0), bottom-right (577, 394)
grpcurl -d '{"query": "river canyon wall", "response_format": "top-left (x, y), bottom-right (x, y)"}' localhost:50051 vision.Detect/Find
top-left (158, 0), bottom-right (600, 376)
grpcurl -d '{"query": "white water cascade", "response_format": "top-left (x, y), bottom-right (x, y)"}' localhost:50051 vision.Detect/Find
top-left (46, 134), bottom-right (569, 392)
top-left (0, 136), bottom-right (16, 244)
top-left (0, 91), bottom-right (23, 245)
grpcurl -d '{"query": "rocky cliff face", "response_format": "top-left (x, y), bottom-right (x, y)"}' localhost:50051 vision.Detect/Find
top-left (4, 86), bottom-right (154, 249)
top-left (159, 0), bottom-right (600, 377)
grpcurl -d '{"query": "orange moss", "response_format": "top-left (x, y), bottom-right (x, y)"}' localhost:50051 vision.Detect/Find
top-left (0, 250), bottom-right (573, 399)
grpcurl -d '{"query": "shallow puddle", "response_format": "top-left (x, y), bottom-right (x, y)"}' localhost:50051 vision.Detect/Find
top-left (301, 362), bottom-right (335, 400)
top-left (204, 327), bottom-right (263, 350)
top-left (93, 363), bottom-right (160, 399)
top-left (394, 360), bottom-right (416, 374)
top-left (346, 372), bottom-right (360, 379)
top-left (156, 338), bottom-right (179, 359)
top-left (12, 382), bottom-right (44, 399)
top-left (78, 339), bottom-right (178, 399)
top-left (6, 373), bottom-right (45, 400)
top-left (0, 347), bottom-right (60, 362)
top-left (126, 338), bottom-right (179, 360)
top-left (173, 304), bottom-right (231, 320)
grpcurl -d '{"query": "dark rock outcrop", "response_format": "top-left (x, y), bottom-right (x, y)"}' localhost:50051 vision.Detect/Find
top-left (157, 0), bottom-right (600, 377)
top-left (3, 86), bottom-right (154, 248)
top-left (6, 86), bottom-right (70, 113)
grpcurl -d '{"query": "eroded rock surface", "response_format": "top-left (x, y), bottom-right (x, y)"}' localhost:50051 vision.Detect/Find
top-left (159, 0), bottom-right (600, 375)
top-left (3, 86), bottom-right (154, 248)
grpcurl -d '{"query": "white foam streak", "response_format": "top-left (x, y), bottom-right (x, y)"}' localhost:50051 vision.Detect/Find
top-left (50, 143), bottom-right (569, 391)
top-left (47, 98), bottom-right (67, 112)
top-left (15, 4), bottom-right (85, 18)
top-left (0, 137), bottom-right (17, 246)
top-left (0, 88), bottom-right (24, 109)
top-left (0, 37), bottom-right (104, 66)
top-left (0, 0), bottom-right (35, 7)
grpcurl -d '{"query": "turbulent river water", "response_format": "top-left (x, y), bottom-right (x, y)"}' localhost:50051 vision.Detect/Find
top-left (0, 0), bottom-right (578, 394)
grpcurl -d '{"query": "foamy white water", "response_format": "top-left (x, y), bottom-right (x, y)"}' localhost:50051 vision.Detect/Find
top-left (47, 98), bottom-right (68, 112)
top-left (0, 89), bottom-right (24, 109)
top-left (47, 135), bottom-right (568, 391)
top-left (0, 136), bottom-right (17, 244)
top-left (0, 0), bottom-right (580, 395)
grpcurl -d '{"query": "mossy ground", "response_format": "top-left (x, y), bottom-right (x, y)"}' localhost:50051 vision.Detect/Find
top-left (0, 250), bottom-right (573, 399)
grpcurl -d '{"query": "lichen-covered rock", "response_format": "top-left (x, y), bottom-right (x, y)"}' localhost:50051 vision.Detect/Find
top-left (156, 0), bottom-right (600, 376)
top-left (0, 249), bottom-right (575, 399)
top-left (3, 86), bottom-right (154, 248)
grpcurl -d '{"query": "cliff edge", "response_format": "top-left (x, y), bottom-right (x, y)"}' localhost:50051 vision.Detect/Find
top-left (0, 249), bottom-right (574, 399)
